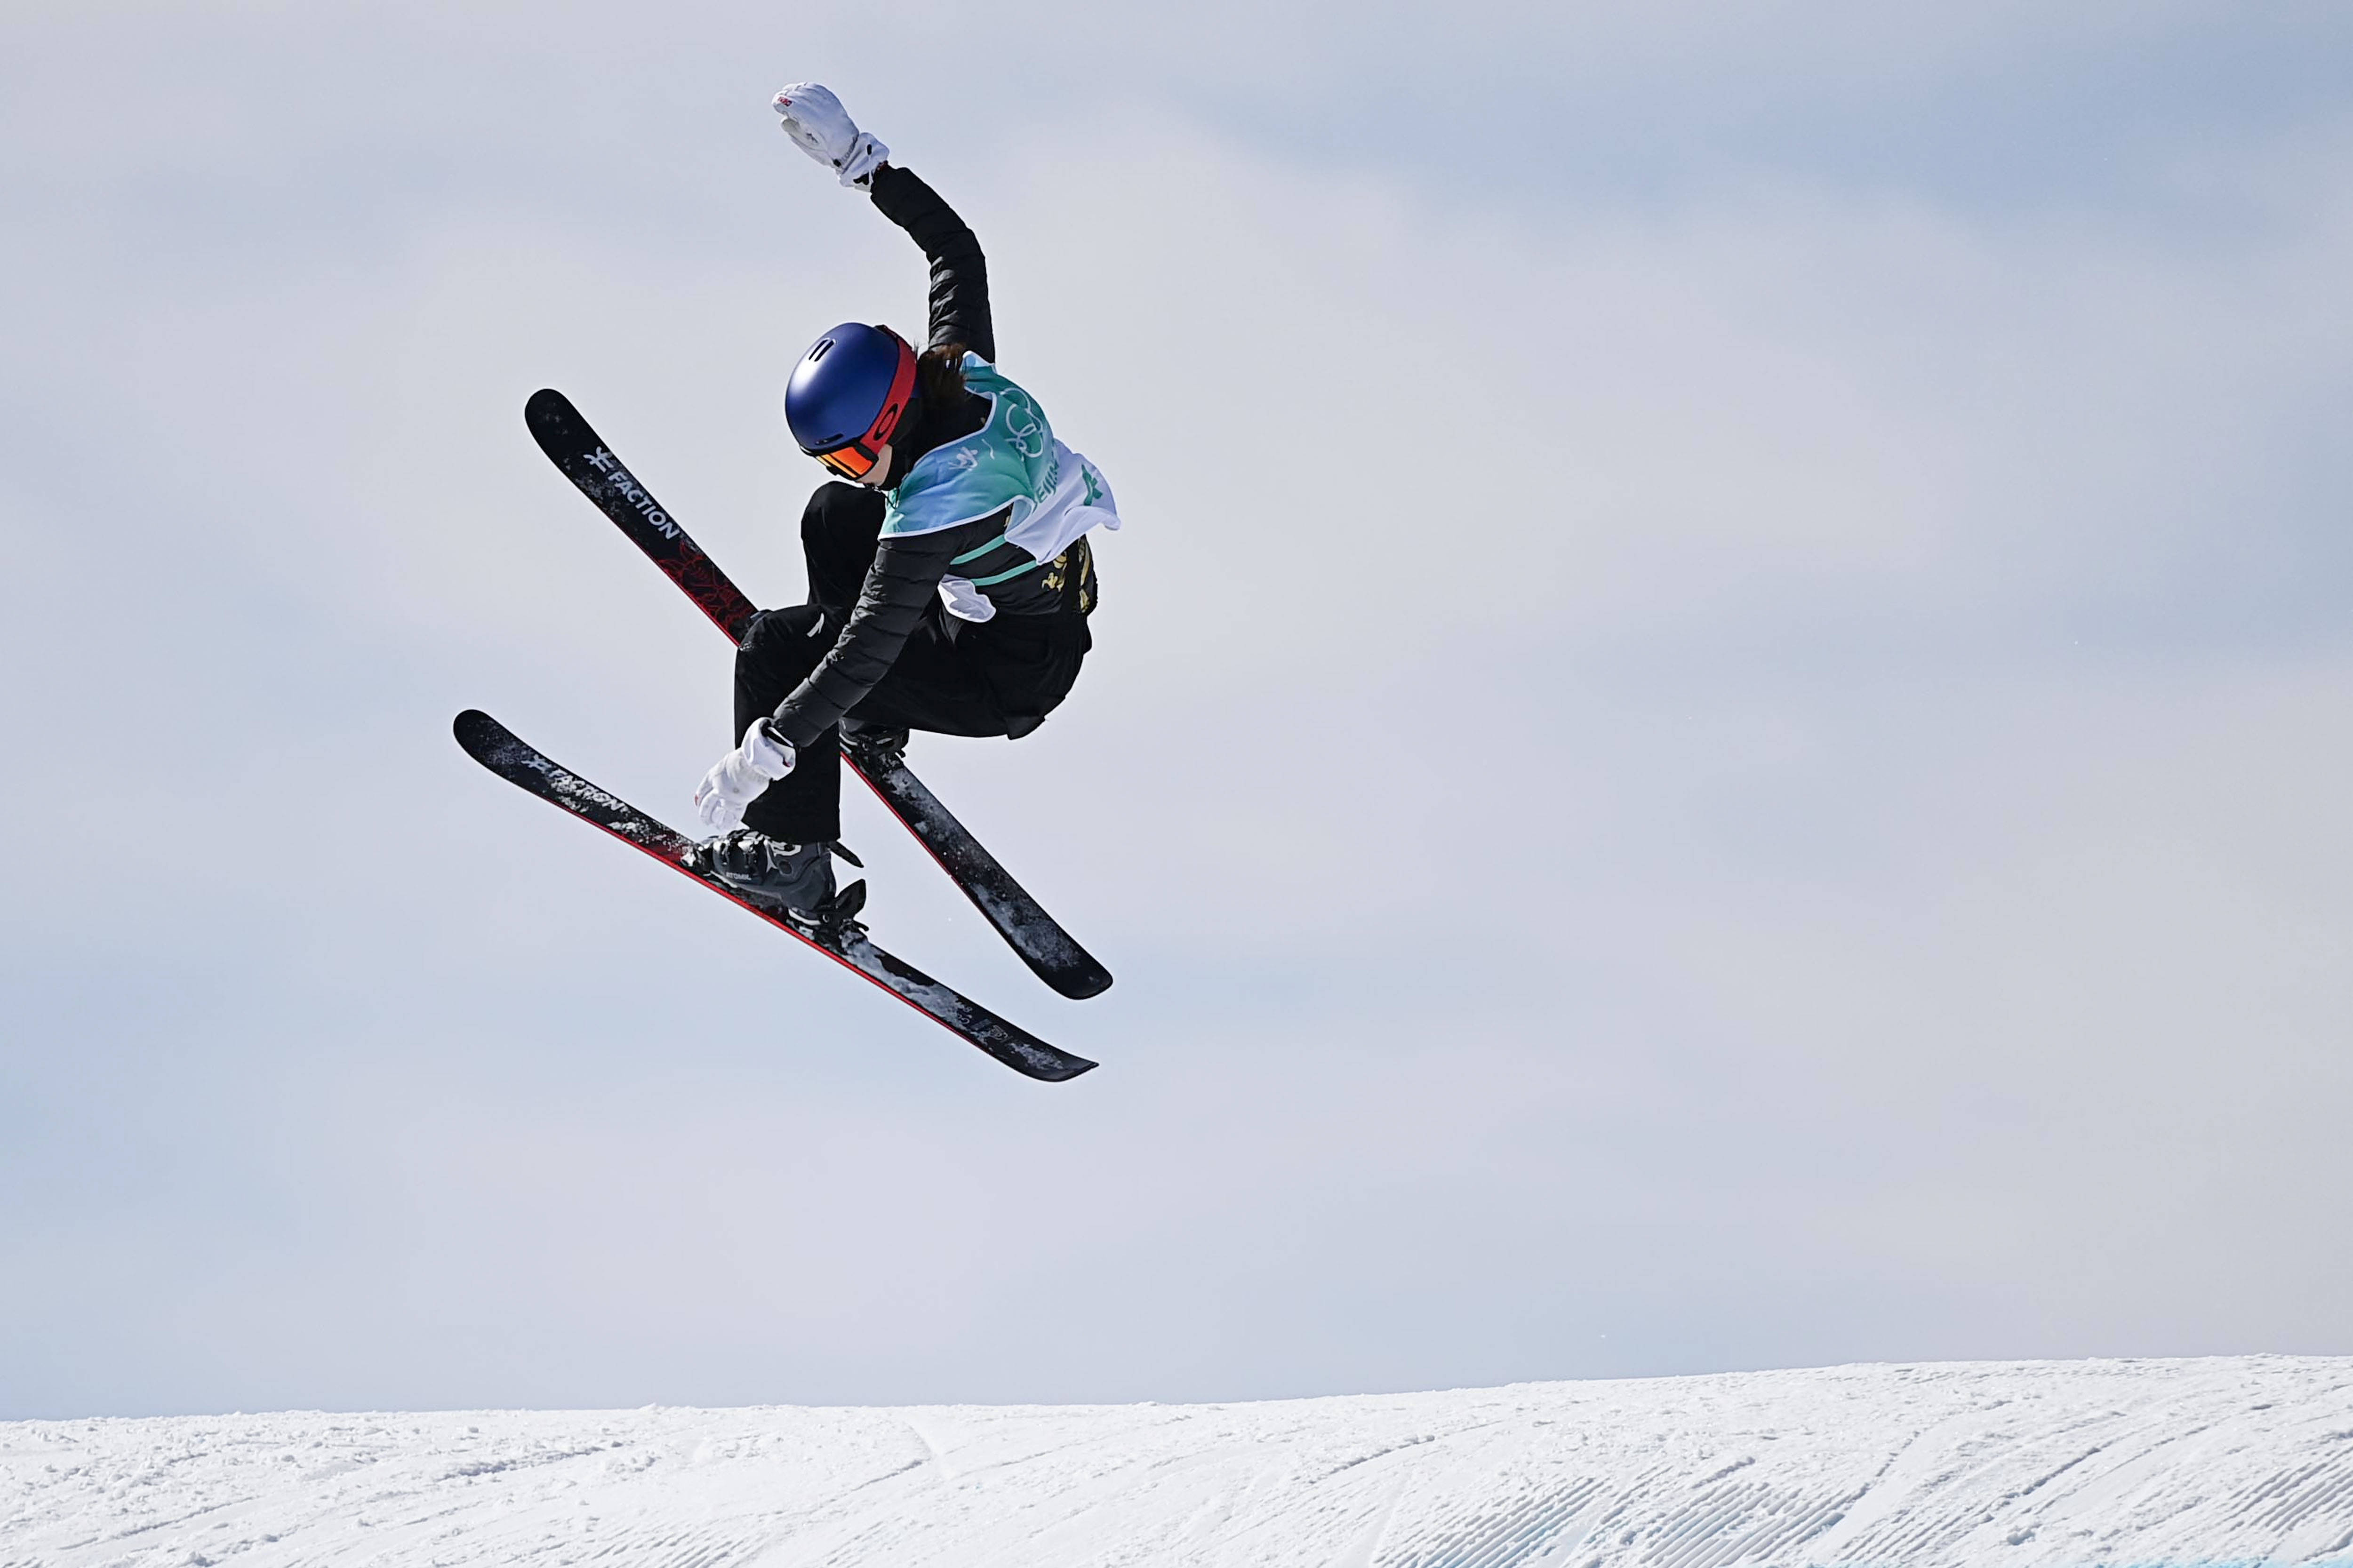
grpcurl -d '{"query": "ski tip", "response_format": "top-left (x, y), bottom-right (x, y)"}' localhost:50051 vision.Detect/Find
top-left (451, 708), bottom-right (513, 763)
top-left (1055, 966), bottom-right (1115, 1002)
top-left (524, 387), bottom-right (570, 424)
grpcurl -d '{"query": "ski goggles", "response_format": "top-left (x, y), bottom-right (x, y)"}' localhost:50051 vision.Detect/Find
top-left (816, 440), bottom-right (886, 482)
top-left (810, 344), bottom-right (920, 482)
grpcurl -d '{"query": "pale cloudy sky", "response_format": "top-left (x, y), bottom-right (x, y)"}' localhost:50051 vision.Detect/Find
top-left (2, 1), bottom-right (2349, 1418)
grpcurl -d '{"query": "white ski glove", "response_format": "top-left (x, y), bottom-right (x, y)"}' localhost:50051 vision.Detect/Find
top-left (772, 83), bottom-right (889, 187)
top-left (693, 720), bottom-right (796, 834)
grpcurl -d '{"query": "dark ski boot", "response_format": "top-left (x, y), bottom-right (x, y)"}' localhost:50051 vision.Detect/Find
top-left (701, 831), bottom-right (866, 934)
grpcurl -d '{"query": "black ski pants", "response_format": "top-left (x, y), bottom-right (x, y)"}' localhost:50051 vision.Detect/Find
top-left (736, 484), bottom-right (1090, 844)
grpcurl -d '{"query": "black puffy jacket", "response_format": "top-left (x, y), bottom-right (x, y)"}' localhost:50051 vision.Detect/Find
top-left (766, 166), bottom-right (1090, 749)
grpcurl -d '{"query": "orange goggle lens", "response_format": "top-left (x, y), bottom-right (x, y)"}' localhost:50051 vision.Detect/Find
top-left (816, 442), bottom-right (879, 480)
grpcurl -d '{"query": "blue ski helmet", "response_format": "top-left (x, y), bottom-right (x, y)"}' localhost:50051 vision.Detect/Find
top-left (784, 322), bottom-right (920, 481)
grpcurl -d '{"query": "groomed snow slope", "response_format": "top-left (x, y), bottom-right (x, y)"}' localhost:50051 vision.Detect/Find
top-left (6, 1357), bottom-right (2353, 1567)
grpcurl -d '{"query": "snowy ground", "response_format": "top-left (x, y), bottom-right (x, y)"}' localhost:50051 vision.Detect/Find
top-left (5, 1357), bottom-right (2352, 1567)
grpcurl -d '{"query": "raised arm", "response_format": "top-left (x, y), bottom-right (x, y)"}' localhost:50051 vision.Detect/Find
top-left (771, 86), bottom-right (996, 362)
top-left (867, 165), bottom-right (995, 364)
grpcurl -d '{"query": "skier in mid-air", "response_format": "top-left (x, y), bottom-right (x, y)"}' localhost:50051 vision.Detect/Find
top-left (688, 83), bottom-right (1121, 929)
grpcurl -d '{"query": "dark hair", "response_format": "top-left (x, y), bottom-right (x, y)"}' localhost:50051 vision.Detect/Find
top-left (916, 343), bottom-right (969, 408)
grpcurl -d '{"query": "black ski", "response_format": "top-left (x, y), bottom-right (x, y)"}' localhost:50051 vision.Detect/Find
top-left (523, 387), bottom-right (1112, 1000)
top-left (453, 709), bottom-right (1096, 1083)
